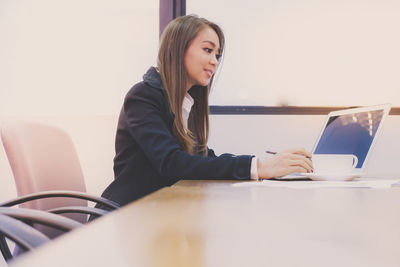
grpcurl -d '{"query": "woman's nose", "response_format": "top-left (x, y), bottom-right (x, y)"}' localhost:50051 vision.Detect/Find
top-left (210, 54), bottom-right (218, 65)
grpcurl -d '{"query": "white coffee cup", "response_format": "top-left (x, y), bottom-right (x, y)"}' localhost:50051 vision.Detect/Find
top-left (312, 154), bottom-right (358, 174)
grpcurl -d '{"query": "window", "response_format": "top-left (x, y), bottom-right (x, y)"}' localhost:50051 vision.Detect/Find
top-left (187, 0), bottom-right (400, 107)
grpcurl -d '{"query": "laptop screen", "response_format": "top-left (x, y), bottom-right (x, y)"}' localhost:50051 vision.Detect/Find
top-left (313, 109), bottom-right (385, 168)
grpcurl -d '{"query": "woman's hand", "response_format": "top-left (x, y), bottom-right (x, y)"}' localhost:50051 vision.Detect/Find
top-left (257, 148), bottom-right (313, 179)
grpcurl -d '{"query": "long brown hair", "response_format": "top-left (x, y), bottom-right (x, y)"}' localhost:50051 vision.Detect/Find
top-left (157, 15), bottom-right (225, 155)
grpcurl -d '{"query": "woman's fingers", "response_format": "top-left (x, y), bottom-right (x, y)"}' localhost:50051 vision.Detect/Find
top-left (258, 149), bottom-right (314, 178)
top-left (288, 165), bottom-right (309, 174)
top-left (289, 154), bottom-right (313, 169)
top-left (283, 148), bottom-right (312, 159)
top-left (290, 159), bottom-right (313, 173)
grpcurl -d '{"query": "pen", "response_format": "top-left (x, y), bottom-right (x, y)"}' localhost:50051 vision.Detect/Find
top-left (266, 150), bottom-right (312, 159)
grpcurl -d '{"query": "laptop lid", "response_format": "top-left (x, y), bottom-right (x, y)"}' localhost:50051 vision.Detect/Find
top-left (311, 104), bottom-right (391, 173)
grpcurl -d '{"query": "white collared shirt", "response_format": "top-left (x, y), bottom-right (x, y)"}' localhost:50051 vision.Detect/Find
top-left (182, 93), bottom-right (194, 129)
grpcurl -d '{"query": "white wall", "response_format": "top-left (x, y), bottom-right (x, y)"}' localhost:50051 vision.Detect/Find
top-left (0, 0), bottom-right (158, 202)
top-left (0, 0), bottom-right (158, 116)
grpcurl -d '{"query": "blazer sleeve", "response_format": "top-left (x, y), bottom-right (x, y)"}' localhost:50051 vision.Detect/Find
top-left (123, 86), bottom-right (253, 182)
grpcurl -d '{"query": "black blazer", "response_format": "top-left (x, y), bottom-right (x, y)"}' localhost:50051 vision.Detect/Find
top-left (100, 67), bottom-right (253, 207)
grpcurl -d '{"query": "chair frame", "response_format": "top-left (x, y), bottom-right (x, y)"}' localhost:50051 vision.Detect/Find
top-left (0, 214), bottom-right (50, 261)
top-left (0, 208), bottom-right (81, 262)
top-left (0, 207), bottom-right (81, 232)
top-left (0, 190), bottom-right (120, 223)
top-left (0, 190), bottom-right (120, 210)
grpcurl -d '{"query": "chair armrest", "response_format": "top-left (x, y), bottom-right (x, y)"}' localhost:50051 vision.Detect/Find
top-left (0, 207), bottom-right (81, 232)
top-left (0, 190), bottom-right (120, 210)
top-left (0, 214), bottom-right (49, 254)
top-left (47, 206), bottom-right (108, 218)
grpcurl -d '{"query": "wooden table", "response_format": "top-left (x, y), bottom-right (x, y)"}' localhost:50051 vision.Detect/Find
top-left (9, 180), bottom-right (400, 267)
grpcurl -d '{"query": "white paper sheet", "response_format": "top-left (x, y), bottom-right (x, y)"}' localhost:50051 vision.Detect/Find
top-left (232, 179), bottom-right (400, 189)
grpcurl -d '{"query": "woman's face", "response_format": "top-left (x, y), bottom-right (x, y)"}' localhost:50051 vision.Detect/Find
top-left (184, 26), bottom-right (221, 91)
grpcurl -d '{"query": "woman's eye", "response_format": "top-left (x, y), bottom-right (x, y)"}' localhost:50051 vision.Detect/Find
top-left (204, 48), bottom-right (212, 53)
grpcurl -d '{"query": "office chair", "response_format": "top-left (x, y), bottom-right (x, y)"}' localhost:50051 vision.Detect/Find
top-left (0, 214), bottom-right (49, 261)
top-left (0, 119), bottom-right (119, 239)
top-left (0, 207), bottom-right (82, 262)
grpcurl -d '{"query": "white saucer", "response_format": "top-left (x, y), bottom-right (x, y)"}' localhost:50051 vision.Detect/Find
top-left (300, 172), bottom-right (362, 181)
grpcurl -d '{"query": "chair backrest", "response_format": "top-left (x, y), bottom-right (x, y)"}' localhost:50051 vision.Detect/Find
top-left (0, 120), bottom-right (88, 237)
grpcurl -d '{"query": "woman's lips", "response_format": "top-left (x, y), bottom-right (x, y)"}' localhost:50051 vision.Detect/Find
top-left (204, 69), bottom-right (213, 78)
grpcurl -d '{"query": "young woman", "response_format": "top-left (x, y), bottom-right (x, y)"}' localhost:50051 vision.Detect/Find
top-left (99, 15), bottom-right (313, 207)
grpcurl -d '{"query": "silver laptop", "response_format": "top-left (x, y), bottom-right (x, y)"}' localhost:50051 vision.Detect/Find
top-left (278, 103), bottom-right (391, 180)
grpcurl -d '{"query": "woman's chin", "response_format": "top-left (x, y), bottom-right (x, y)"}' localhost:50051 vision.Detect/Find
top-left (191, 79), bottom-right (210, 87)
top-left (194, 82), bottom-right (208, 87)
top-left (201, 79), bottom-right (211, 86)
